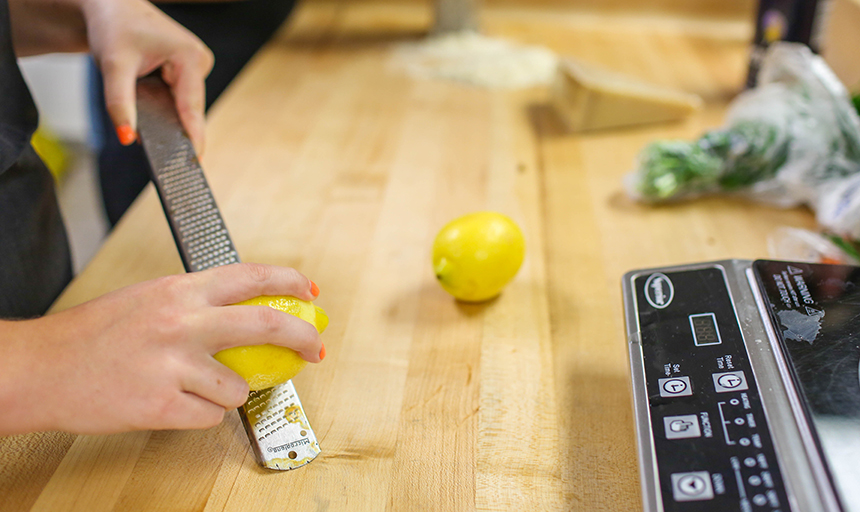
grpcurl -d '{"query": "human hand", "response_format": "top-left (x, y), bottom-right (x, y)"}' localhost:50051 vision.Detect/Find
top-left (7, 0), bottom-right (212, 153)
top-left (0, 264), bottom-right (323, 436)
top-left (82, 0), bottom-right (213, 154)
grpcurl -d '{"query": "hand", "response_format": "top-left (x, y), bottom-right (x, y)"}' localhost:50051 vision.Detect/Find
top-left (0, 264), bottom-right (323, 435)
top-left (7, 0), bottom-right (213, 154)
top-left (83, 0), bottom-right (213, 154)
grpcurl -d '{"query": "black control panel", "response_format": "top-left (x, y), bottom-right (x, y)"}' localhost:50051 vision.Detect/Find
top-left (633, 267), bottom-right (791, 511)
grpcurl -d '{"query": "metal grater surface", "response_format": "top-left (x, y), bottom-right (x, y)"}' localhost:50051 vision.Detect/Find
top-left (143, 135), bottom-right (239, 271)
top-left (135, 75), bottom-right (320, 470)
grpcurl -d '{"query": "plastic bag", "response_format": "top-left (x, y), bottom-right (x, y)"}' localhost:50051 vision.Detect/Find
top-left (767, 227), bottom-right (860, 265)
top-left (626, 43), bottom-right (860, 239)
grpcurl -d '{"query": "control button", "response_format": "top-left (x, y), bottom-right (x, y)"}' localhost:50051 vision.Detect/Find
top-left (713, 371), bottom-right (748, 393)
top-left (659, 376), bottom-right (693, 397)
top-left (671, 471), bottom-right (714, 502)
top-left (664, 414), bottom-right (701, 440)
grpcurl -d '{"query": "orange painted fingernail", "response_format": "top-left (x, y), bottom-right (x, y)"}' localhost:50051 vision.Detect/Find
top-left (116, 125), bottom-right (137, 145)
top-left (319, 343), bottom-right (326, 360)
top-left (310, 280), bottom-right (320, 297)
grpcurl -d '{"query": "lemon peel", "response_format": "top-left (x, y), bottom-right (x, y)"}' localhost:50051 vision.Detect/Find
top-left (215, 296), bottom-right (327, 391)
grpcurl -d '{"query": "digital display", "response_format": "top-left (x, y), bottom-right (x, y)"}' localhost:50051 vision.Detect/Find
top-left (689, 313), bottom-right (721, 346)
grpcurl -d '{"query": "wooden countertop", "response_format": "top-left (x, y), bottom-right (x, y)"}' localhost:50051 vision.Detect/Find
top-left (0, 1), bottom-right (816, 510)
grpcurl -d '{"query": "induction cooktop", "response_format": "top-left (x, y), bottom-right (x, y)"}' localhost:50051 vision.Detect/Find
top-left (623, 260), bottom-right (860, 511)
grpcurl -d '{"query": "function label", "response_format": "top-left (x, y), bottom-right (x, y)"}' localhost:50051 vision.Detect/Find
top-left (634, 267), bottom-right (790, 511)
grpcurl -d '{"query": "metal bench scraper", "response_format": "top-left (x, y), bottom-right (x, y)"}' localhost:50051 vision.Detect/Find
top-left (135, 75), bottom-right (321, 470)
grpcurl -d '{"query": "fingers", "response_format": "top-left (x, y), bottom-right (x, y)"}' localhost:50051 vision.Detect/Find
top-left (100, 55), bottom-right (140, 145)
top-left (199, 304), bottom-right (323, 362)
top-left (181, 356), bottom-right (250, 410)
top-left (151, 392), bottom-right (229, 431)
top-left (161, 45), bottom-right (213, 155)
top-left (91, 0), bottom-right (213, 153)
top-left (197, 263), bottom-right (318, 306)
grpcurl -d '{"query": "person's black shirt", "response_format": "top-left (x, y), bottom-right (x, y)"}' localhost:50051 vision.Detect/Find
top-left (0, 0), bottom-right (73, 318)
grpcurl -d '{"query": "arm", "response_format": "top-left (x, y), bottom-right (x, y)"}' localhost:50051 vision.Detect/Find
top-left (0, 264), bottom-right (323, 435)
top-left (8, 0), bottom-right (212, 153)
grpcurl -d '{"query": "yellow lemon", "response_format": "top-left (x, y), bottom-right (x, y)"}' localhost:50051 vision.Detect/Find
top-left (31, 126), bottom-right (69, 181)
top-left (432, 211), bottom-right (525, 302)
top-left (215, 296), bottom-right (328, 391)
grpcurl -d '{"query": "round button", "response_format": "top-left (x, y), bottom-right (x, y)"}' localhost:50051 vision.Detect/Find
top-left (744, 457), bottom-right (757, 467)
top-left (677, 474), bottom-right (707, 496)
top-left (718, 374), bottom-right (743, 389)
top-left (662, 379), bottom-right (688, 394)
top-left (753, 494), bottom-right (767, 506)
top-left (748, 475), bottom-right (762, 486)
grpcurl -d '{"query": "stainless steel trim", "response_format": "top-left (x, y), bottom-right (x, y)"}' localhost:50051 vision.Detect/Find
top-left (747, 267), bottom-right (840, 511)
top-left (623, 267), bottom-right (668, 512)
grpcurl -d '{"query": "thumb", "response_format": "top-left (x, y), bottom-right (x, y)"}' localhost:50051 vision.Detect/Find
top-left (100, 58), bottom-right (140, 146)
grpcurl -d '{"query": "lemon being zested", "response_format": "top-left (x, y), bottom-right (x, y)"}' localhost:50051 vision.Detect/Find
top-left (215, 296), bottom-right (328, 391)
top-left (432, 211), bottom-right (526, 302)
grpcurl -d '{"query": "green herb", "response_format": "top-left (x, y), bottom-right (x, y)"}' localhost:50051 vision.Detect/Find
top-left (634, 121), bottom-right (788, 200)
top-left (825, 233), bottom-right (860, 262)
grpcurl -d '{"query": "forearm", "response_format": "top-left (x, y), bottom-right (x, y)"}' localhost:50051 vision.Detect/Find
top-left (7, 0), bottom-right (90, 56)
top-left (6, 0), bottom-right (238, 57)
top-left (0, 320), bottom-right (56, 435)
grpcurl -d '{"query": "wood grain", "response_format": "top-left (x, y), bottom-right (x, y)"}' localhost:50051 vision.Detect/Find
top-left (1, 1), bottom-right (818, 511)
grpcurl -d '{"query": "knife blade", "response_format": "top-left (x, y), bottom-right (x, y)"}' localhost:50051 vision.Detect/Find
top-left (135, 75), bottom-right (321, 470)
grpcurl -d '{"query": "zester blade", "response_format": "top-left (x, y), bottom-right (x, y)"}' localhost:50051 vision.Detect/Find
top-left (135, 75), bottom-right (320, 470)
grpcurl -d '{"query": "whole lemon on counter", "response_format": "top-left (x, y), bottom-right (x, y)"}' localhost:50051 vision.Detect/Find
top-left (432, 211), bottom-right (526, 302)
top-left (215, 296), bottom-right (328, 391)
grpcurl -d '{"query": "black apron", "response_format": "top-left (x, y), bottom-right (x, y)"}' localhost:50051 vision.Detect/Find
top-left (0, 0), bottom-right (73, 318)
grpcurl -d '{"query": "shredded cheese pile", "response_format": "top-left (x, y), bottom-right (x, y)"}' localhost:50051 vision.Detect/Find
top-left (392, 31), bottom-right (558, 89)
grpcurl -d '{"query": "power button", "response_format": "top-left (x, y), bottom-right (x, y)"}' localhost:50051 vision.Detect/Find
top-left (670, 471), bottom-right (714, 502)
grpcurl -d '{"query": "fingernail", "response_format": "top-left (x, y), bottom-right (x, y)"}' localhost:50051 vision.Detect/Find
top-left (116, 125), bottom-right (137, 145)
top-left (310, 280), bottom-right (320, 297)
top-left (319, 343), bottom-right (326, 361)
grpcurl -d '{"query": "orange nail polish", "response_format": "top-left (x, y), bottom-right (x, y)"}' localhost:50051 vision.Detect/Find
top-left (310, 280), bottom-right (320, 297)
top-left (116, 125), bottom-right (137, 145)
top-left (319, 343), bottom-right (326, 361)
